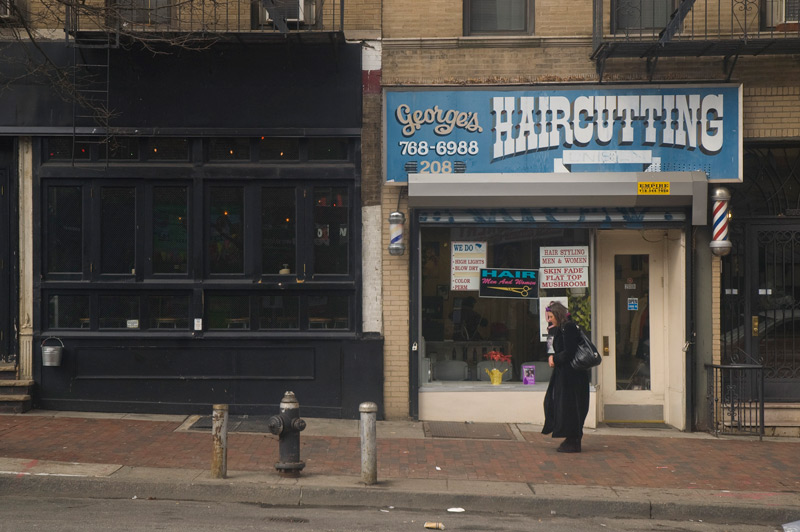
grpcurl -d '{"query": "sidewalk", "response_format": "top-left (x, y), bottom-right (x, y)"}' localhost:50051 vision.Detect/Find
top-left (0, 410), bottom-right (799, 526)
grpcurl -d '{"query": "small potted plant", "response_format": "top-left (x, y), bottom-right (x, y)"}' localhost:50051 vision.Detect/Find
top-left (483, 350), bottom-right (512, 385)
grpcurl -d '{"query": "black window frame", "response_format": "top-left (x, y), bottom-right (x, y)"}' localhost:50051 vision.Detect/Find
top-left (36, 136), bottom-right (360, 335)
top-left (463, 0), bottom-right (535, 36)
top-left (610, 0), bottom-right (678, 33)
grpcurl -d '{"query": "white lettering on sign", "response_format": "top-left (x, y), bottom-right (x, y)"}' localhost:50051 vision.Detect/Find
top-left (492, 94), bottom-right (724, 160)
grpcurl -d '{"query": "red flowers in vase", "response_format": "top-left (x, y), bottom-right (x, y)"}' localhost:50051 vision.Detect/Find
top-left (483, 350), bottom-right (511, 369)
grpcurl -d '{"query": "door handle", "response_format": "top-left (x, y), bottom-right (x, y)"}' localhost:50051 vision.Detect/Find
top-left (752, 316), bottom-right (759, 336)
top-left (603, 335), bottom-right (609, 356)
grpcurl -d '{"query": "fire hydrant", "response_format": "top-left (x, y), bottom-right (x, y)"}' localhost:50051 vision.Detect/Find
top-left (267, 391), bottom-right (306, 477)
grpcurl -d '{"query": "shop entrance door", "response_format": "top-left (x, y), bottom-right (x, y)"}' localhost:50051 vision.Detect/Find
top-left (597, 230), bottom-right (669, 423)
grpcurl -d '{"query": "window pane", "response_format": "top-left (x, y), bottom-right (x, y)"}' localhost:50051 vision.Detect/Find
top-left (101, 187), bottom-right (136, 274)
top-left (308, 138), bottom-right (348, 160)
top-left (259, 295), bottom-right (299, 329)
top-left (47, 186), bottom-right (82, 273)
top-left (146, 138), bottom-right (189, 161)
top-left (470, 0), bottom-right (526, 32)
top-left (209, 138), bottom-right (250, 161)
top-left (153, 187), bottom-right (188, 274)
top-left (99, 295), bottom-right (140, 329)
top-left (313, 187), bottom-right (349, 274)
top-left (117, 0), bottom-right (171, 24)
top-left (48, 295), bottom-right (90, 329)
top-left (148, 295), bottom-right (190, 329)
top-left (45, 137), bottom-right (91, 161)
top-left (209, 187), bottom-right (244, 274)
top-left (207, 295), bottom-right (250, 329)
top-left (262, 187), bottom-right (296, 275)
top-left (108, 138), bottom-right (140, 160)
top-left (258, 138), bottom-right (299, 160)
top-left (308, 295), bottom-right (350, 329)
top-left (615, 0), bottom-right (672, 30)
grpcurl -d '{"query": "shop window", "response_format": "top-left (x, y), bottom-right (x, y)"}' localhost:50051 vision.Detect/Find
top-left (48, 295), bottom-right (90, 329)
top-left (612, 0), bottom-right (676, 32)
top-left (206, 294), bottom-right (250, 329)
top-left (107, 138), bottom-right (140, 161)
top-left (99, 295), bottom-right (140, 329)
top-left (208, 138), bottom-right (251, 161)
top-left (45, 138), bottom-right (92, 161)
top-left (259, 138), bottom-right (300, 160)
top-left (464, 0), bottom-right (533, 35)
top-left (260, 295), bottom-right (299, 329)
top-left (308, 295), bottom-right (351, 329)
top-left (419, 227), bottom-right (591, 384)
top-left (148, 295), bottom-right (190, 329)
top-left (152, 186), bottom-right (188, 274)
top-left (262, 187), bottom-right (296, 275)
top-left (100, 187), bottom-right (136, 275)
top-left (208, 187), bottom-right (245, 275)
top-left (313, 187), bottom-right (349, 275)
top-left (308, 138), bottom-right (349, 161)
top-left (146, 138), bottom-right (189, 161)
top-left (46, 186), bottom-right (82, 274)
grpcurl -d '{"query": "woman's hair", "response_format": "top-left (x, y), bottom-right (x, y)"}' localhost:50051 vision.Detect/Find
top-left (547, 301), bottom-right (570, 325)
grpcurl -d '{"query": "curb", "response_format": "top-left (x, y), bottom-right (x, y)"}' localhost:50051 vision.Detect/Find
top-left (1, 466), bottom-right (798, 526)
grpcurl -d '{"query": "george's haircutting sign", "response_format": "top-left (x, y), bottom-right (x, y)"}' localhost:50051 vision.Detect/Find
top-left (385, 85), bottom-right (742, 183)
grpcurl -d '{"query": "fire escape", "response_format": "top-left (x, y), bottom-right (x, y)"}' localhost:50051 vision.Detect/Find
top-left (592, 0), bottom-right (800, 81)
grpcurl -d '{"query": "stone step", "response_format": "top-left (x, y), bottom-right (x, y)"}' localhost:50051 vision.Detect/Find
top-left (0, 363), bottom-right (16, 380)
top-left (0, 394), bottom-right (32, 414)
top-left (0, 380), bottom-right (35, 395)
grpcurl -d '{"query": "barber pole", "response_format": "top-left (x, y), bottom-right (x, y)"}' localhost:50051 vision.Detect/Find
top-left (710, 187), bottom-right (732, 256)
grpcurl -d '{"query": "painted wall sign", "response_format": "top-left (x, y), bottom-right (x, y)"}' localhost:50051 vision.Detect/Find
top-left (479, 269), bottom-right (538, 298)
top-left (539, 246), bottom-right (589, 288)
top-left (385, 85), bottom-right (742, 183)
top-left (450, 241), bottom-right (487, 291)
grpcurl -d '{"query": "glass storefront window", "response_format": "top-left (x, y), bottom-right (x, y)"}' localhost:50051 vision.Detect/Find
top-left (420, 226), bottom-right (591, 384)
top-left (99, 295), bottom-right (140, 329)
top-left (206, 295), bottom-right (250, 329)
top-left (308, 295), bottom-right (350, 329)
top-left (46, 186), bottom-right (82, 274)
top-left (208, 187), bottom-right (244, 274)
top-left (48, 295), bottom-right (90, 329)
top-left (101, 187), bottom-right (136, 275)
top-left (262, 187), bottom-right (296, 275)
top-left (153, 187), bottom-right (188, 274)
top-left (258, 138), bottom-right (299, 160)
top-left (313, 187), bottom-right (349, 274)
top-left (148, 295), bottom-right (191, 329)
top-left (259, 295), bottom-right (299, 330)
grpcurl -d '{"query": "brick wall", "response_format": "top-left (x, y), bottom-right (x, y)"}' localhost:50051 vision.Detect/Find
top-left (381, 186), bottom-right (410, 419)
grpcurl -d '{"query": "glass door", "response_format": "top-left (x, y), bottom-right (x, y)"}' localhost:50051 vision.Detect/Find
top-left (597, 230), bottom-right (668, 423)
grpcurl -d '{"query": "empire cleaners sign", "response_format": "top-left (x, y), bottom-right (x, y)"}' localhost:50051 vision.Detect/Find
top-left (450, 241), bottom-right (487, 291)
top-left (539, 246), bottom-right (589, 288)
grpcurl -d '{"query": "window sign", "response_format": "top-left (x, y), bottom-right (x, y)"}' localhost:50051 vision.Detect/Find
top-left (450, 241), bottom-right (486, 291)
top-left (539, 246), bottom-right (589, 289)
top-left (479, 268), bottom-right (537, 298)
top-left (385, 85), bottom-right (742, 183)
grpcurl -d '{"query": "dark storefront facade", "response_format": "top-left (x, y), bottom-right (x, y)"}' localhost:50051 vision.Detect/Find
top-left (3, 40), bottom-right (383, 417)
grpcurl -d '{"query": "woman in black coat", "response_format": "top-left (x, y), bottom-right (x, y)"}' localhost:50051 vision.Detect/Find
top-left (542, 301), bottom-right (590, 453)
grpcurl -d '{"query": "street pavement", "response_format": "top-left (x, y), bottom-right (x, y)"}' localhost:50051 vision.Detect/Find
top-left (0, 410), bottom-right (799, 527)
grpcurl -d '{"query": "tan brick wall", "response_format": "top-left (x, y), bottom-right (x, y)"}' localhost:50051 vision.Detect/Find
top-left (743, 86), bottom-right (800, 140)
top-left (344, 0), bottom-right (380, 32)
top-left (382, 186), bottom-right (410, 419)
top-left (383, 0), bottom-right (462, 38)
top-left (362, 91), bottom-right (383, 207)
top-left (711, 255), bottom-right (721, 366)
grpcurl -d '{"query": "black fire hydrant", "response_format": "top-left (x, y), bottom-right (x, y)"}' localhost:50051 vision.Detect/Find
top-left (267, 391), bottom-right (307, 477)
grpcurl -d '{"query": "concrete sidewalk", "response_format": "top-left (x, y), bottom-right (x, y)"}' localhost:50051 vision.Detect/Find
top-left (0, 410), bottom-right (799, 526)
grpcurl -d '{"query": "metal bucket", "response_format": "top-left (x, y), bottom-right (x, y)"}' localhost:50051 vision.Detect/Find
top-left (42, 337), bottom-right (64, 367)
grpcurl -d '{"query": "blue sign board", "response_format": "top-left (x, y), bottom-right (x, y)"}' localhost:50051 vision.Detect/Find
top-left (385, 85), bottom-right (742, 183)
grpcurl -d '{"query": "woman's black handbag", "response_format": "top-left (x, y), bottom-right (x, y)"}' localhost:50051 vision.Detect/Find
top-left (571, 328), bottom-right (602, 370)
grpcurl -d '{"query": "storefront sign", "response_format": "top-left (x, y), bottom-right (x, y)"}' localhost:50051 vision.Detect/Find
top-left (638, 182), bottom-right (671, 195)
top-left (385, 85), bottom-right (741, 183)
top-left (539, 246), bottom-right (589, 288)
top-left (479, 269), bottom-right (538, 299)
top-left (450, 241), bottom-right (486, 291)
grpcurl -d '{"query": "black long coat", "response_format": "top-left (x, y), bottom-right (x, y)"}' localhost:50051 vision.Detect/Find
top-left (542, 321), bottom-right (591, 438)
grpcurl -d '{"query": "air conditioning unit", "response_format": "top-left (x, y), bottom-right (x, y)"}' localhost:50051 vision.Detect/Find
top-left (262, 0), bottom-right (315, 25)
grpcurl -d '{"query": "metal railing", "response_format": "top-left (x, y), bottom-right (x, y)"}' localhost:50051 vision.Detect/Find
top-left (706, 362), bottom-right (765, 439)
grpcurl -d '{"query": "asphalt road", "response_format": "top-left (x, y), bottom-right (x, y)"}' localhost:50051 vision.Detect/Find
top-left (0, 496), bottom-right (784, 532)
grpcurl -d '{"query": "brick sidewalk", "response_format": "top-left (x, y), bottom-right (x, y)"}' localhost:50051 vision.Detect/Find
top-left (1, 415), bottom-right (798, 493)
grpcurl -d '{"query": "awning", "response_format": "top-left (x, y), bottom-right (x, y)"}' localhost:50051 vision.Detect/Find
top-left (408, 171), bottom-right (708, 225)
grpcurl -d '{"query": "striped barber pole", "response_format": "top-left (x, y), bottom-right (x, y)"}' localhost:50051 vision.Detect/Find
top-left (710, 187), bottom-right (732, 256)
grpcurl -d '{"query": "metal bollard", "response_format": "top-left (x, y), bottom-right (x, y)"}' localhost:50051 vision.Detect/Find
top-left (267, 391), bottom-right (306, 477)
top-left (359, 401), bottom-right (378, 485)
top-left (211, 404), bottom-right (229, 479)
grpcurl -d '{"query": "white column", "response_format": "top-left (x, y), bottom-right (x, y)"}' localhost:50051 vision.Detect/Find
top-left (18, 137), bottom-right (33, 380)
